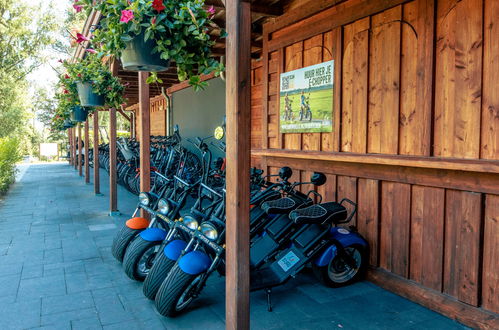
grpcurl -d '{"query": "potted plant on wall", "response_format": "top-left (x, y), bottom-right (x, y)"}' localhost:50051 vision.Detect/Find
top-left (64, 54), bottom-right (126, 108)
top-left (76, 0), bottom-right (224, 89)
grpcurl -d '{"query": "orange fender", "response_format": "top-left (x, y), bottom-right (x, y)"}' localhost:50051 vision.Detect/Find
top-left (126, 217), bottom-right (150, 230)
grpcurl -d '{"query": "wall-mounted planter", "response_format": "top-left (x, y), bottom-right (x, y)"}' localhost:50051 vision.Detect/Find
top-left (70, 106), bottom-right (88, 123)
top-left (120, 32), bottom-right (170, 72)
top-left (76, 82), bottom-right (105, 107)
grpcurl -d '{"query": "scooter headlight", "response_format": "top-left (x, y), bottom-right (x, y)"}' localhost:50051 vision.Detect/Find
top-left (138, 192), bottom-right (150, 206)
top-left (201, 222), bottom-right (218, 241)
top-left (183, 215), bottom-right (199, 230)
top-left (157, 198), bottom-right (170, 215)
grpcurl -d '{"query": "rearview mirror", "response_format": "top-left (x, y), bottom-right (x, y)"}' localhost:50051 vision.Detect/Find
top-left (311, 172), bottom-right (326, 186)
top-left (214, 126), bottom-right (225, 140)
top-left (278, 167), bottom-right (292, 181)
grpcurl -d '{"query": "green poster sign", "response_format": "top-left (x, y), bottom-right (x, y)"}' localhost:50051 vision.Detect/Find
top-left (279, 60), bottom-right (334, 133)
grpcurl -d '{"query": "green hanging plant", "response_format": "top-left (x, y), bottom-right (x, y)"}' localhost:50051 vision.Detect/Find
top-left (75, 0), bottom-right (225, 90)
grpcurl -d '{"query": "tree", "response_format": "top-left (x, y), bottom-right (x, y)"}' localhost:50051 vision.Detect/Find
top-left (0, 0), bottom-right (59, 138)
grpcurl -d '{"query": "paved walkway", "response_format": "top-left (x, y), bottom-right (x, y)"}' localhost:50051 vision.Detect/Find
top-left (0, 163), bottom-right (469, 330)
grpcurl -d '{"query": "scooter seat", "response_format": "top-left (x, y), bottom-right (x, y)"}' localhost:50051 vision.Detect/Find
top-left (261, 197), bottom-right (298, 214)
top-left (289, 202), bottom-right (347, 225)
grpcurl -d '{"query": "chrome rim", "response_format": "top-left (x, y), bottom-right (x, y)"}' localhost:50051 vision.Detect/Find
top-left (137, 244), bottom-right (159, 276)
top-left (327, 247), bottom-right (362, 283)
top-left (175, 276), bottom-right (201, 312)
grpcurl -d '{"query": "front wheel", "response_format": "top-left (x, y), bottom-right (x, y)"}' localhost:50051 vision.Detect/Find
top-left (155, 263), bottom-right (199, 317)
top-left (143, 251), bottom-right (176, 300)
top-left (123, 236), bottom-right (161, 281)
top-left (111, 225), bottom-right (141, 262)
top-left (312, 244), bottom-right (367, 288)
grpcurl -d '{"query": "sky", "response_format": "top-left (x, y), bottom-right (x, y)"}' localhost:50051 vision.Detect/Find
top-left (21, 0), bottom-right (73, 130)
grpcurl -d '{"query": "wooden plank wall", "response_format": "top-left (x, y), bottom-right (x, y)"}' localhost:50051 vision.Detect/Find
top-left (132, 95), bottom-right (167, 140)
top-left (256, 0), bottom-right (499, 326)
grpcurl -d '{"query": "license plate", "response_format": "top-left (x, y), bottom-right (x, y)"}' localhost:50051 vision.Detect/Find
top-left (277, 251), bottom-right (300, 272)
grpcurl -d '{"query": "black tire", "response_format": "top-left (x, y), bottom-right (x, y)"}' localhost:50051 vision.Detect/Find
top-left (143, 251), bottom-right (176, 300)
top-left (111, 225), bottom-right (141, 262)
top-left (123, 236), bottom-right (161, 281)
top-left (308, 110), bottom-right (312, 122)
top-left (312, 244), bottom-right (367, 288)
top-left (155, 263), bottom-right (197, 317)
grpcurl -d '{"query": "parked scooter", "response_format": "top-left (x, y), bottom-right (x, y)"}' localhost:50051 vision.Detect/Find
top-left (121, 134), bottom-right (214, 281)
top-left (110, 126), bottom-right (199, 262)
top-left (154, 171), bottom-right (368, 316)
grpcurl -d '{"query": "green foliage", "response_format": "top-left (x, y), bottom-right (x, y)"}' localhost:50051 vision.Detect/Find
top-left (0, 137), bottom-right (21, 195)
top-left (78, 0), bottom-right (224, 89)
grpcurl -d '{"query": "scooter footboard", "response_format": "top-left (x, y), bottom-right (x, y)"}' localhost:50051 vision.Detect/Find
top-left (250, 214), bottom-right (294, 267)
top-left (250, 224), bottom-right (327, 290)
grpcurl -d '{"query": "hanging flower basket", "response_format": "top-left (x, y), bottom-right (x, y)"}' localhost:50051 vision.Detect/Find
top-left (70, 106), bottom-right (88, 123)
top-left (62, 119), bottom-right (76, 130)
top-left (120, 31), bottom-right (170, 72)
top-left (76, 82), bottom-right (105, 107)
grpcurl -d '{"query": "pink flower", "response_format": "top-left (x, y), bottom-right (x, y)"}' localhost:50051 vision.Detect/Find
top-left (73, 4), bottom-right (83, 12)
top-left (151, 16), bottom-right (157, 25)
top-left (85, 48), bottom-right (97, 54)
top-left (120, 10), bottom-right (134, 23)
top-left (206, 5), bottom-right (215, 16)
top-left (64, 74), bottom-right (70, 79)
top-left (76, 33), bottom-right (89, 44)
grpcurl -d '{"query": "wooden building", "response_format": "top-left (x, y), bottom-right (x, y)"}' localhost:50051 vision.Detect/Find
top-left (72, 0), bottom-right (498, 328)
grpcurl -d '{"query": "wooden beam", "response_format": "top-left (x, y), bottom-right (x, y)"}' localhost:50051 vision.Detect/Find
top-left (109, 107), bottom-right (118, 213)
top-left (139, 72), bottom-right (151, 219)
top-left (78, 123), bottom-right (83, 176)
top-left (368, 268), bottom-right (499, 329)
top-left (250, 149), bottom-right (499, 174)
top-left (225, 1), bottom-right (251, 329)
top-left (84, 118), bottom-right (90, 183)
top-left (117, 107), bottom-right (131, 122)
top-left (166, 73), bottom-right (216, 94)
top-left (93, 112), bottom-right (101, 195)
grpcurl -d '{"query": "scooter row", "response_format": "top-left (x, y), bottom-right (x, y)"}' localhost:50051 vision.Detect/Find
top-left (110, 125), bottom-right (368, 317)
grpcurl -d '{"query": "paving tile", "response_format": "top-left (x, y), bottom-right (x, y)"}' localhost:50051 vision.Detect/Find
top-left (71, 315), bottom-right (103, 330)
top-left (41, 308), bottom-right (99, 327)
top-left (18, 274), bottom-right (66, 299)
top-left (22, 264), bottom-right (44, 279)
top-left (42, 291), bottom-right (94, 315)
top-left (0, 298), bottom-right (41, 329)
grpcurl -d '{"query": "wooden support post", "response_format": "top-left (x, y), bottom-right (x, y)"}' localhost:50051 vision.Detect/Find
top-left (93, 112), bottom-right (101, 195)
top-left (139, 72), bottom-right (151, 219)
top-left (84, 118), bottom-right (90, 183)
top-left (78, 123), bottom-right (83, 176)
top-left (73, 127), bottom-right (78, 170)
top-left (68, 128), bottom-right (73, 165)
top-left (225, 1), bottom-right (252, 329)
top-left (109, 107), bottom-right (118, 214)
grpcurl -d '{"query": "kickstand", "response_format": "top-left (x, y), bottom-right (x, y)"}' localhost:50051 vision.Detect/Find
top-left (266, 288), bottom-right (273, 312)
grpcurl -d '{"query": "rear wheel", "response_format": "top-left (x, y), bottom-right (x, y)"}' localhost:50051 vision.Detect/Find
top-left (111, 225), bottom-right (141, 262)
top-left (155, 263), bottom-right (199, 317)
top-left (143, 251), bottom-right (176, 300)
top-left (123, 236), bottom-right (161, 281)
top-left (312, 244), bottom-right (367, 288)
